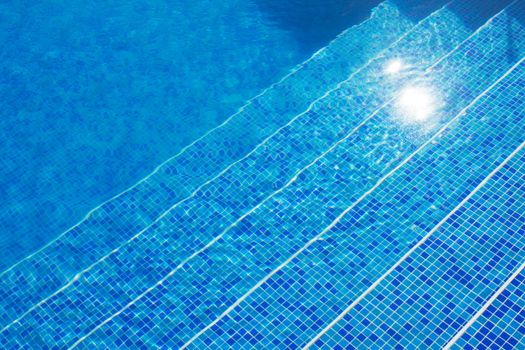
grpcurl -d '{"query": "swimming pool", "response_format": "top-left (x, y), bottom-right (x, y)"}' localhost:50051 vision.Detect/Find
top-left (1, 0), bottom-right (524, 348)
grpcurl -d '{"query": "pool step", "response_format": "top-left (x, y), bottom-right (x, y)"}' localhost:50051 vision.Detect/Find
top-left (0, 1), bottom-right (520, 348)
top-left (311, 147), bottom-right (525, 349)
top-left (0, 0), bottom-right (416, 327)
top-left (184, 14), bottom-right (525, 349)
top-left (103, 4), bottom-right (525, 348)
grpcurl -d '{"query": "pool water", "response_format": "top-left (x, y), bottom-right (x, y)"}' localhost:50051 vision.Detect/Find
top-left (1, 0), bottom-right (524, 349)
top-left (0, 0), bottom-right (362, 266)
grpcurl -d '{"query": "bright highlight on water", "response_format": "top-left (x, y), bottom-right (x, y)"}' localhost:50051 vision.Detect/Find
top-left (397, 85), bottom-right (439, 122)
top-left (385, 58), bottom-right (404, 74)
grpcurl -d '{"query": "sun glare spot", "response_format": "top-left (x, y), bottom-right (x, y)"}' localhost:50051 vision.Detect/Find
top-left (396, 85), bottom-right (439, 122)
top-left (385, 59), bottom-right (403, 74)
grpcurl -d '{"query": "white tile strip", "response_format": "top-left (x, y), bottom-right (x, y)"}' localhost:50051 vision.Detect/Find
top-left (10, 2), bottom-right (511, 347)
top-left (67, 101), bottom-right (397, 350)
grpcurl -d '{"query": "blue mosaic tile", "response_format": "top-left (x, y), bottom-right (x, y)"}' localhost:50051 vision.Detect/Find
top-left (1, 3), bottom-right (456, 347)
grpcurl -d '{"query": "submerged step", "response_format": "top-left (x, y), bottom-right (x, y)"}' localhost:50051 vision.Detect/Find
top-left (0, 0), bottom-right (415, 328)
top-left (8, 1), bottom-right (521, 349)
top-left (311, 148), bottom-right (525, 349)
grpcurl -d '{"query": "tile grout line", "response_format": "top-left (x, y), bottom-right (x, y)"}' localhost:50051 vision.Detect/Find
top-left (1, 0), bottom-right (433, 333)
top-left (443, 259), bottom-right (525, 350)
top-left (0, 1), bottom-right (390, 277)
top-left (302, 140), bottom-right (525, 349)
top-left (181, 58), bottom-right (525, 350)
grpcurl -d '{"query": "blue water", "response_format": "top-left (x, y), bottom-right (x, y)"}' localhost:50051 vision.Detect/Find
top-left (0, 0), bottom-right (524, 349)
top-left (0, 0), bottom-right (333, 265)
